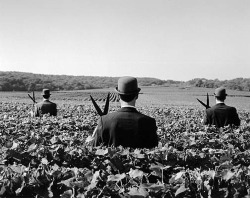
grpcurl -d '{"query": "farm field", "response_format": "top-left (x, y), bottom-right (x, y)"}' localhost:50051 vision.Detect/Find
top-left (1, 86), bottom-right (250, 110)
top-left (1, 86), bottom-right (250, 197)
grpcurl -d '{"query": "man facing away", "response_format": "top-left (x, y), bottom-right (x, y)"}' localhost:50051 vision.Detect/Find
top-left (203, 87), bottom-right (240, 128)
top-left (34, 89), bottom-right (57, 117)
top-left (91, 76), bottom-right (158, 149)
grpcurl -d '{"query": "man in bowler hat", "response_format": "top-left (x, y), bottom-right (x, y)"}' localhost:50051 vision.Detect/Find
top-left (91, 76), bottom-right (158, 148)
top-left (203, 87), bottom-right (240, 128)
top-left (34, 89), bottom-right (57, 117)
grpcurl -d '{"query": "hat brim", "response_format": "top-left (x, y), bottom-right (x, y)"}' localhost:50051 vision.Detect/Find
top-left (115, 87), bottom-right (141, 95)
top-left (214, 93), bottom-right (227, 97)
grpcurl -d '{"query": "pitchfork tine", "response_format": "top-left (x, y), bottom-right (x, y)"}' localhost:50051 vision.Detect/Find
top-left (197, 98), bottom-right (206, 107)
top-left (206, 93), bottom-right (209, 108)
top-left (103, 92), bottom-right (110, 115)
top-left (90, 95), bottom-right (103, 116)
top-left (33, 91), bottom-right (35, 102)
top-left (28, 94), bottom-right (36, 103)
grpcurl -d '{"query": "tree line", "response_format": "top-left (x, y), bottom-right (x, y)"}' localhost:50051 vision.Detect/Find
top-left (187, 78), bottom-right (250, 91)
top-left (0, 71), bottom-right (176, 91)
top-left (0, 71), bottom-right (249, 92)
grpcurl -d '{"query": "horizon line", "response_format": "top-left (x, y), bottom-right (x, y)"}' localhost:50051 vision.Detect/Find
top-left (0, 70), bottom-right (248, 82)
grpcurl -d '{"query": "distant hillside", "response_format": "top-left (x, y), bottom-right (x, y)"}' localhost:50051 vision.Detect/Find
top-left (186, 78), bottom-right (250, 92)
top-left (1, 71), bottom-right (249, 92)
top-left (0, 71), bottom-right (181, 91)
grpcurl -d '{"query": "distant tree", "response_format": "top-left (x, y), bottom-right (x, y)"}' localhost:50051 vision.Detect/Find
top-left (9, 71), bottom-right (250, 92)
top-left (195, 79), bottom-right (203, 87)
top-left (186, 77), bottom-right (250, 92)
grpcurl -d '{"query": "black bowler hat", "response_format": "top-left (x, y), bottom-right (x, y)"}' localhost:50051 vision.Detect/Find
top-left (214, 87), bottom-right (227, 97)
top-left (41, 89), bottom-right (51, 96)
top-left (115, 76), bottom-right (141, 95)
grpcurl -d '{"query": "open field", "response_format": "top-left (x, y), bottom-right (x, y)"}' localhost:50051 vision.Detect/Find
top-left (1, 86), bottom-right (250, 197)
top-left (1, 86), bottom-right (250, 111)
top-left (138, 86), bottom-right (250, 111)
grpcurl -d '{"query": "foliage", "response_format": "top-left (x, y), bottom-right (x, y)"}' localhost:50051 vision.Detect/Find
top-left (187, 78), bottom-right (250, 91)
top-left (0, 71), bottom-right (173, 91)
top-left (0, 99), bottom-right (250, 197)
top-left (1, 71), bottom-right (249, 92)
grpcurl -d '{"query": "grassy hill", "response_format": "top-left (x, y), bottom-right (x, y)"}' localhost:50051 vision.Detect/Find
top-left (1, 71), bottom-right (249, 92)
top-left (0, 71), bottom-right (181, 91)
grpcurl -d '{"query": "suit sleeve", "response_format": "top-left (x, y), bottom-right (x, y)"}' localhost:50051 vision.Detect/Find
top-left (53, 103), bottom-right (57, 116)
top-left (142, 118), bottom-right (158, 148)
top-left (232, 108), bottom-right (240, 126)
top-left (150, 119), bottom-right (158, 147)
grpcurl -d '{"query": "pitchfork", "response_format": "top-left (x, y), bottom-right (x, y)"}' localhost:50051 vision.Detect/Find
top-left (196, 93), bottom-right (210, 109)
top-left (90, 92), bottom-right (110, 116)
top-left (28, 91), bottom-right (37, 104)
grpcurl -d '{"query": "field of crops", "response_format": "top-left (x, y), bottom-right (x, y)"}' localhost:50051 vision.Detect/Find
top-left (1, 86), bottom-right (250, 197)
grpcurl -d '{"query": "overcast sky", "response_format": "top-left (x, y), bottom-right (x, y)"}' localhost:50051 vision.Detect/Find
top-left (0, 0), bottom-right (249, 81)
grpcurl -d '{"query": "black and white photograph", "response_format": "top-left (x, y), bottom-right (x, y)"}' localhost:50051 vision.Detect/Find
top-left (0, 0), bottom-right (250, 197)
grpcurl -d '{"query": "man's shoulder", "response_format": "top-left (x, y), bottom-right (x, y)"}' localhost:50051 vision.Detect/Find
top-left (44, 100), bottom-right (56, 105)
top-left (218, 104), bottom-right (236, 111)
top-left (207, 105), bottom-right (217, 110)
top-left (227, 105), bottom-right (237, 112)
top-left (138, 112), bottom-right (155, 121)
top-left (35, 101), bottom-right (43, 107)
top-left (50, 101), bottom-right (57, 106)
top-left (206, 104), bottom-right (237, 113)
top-left (101, 111), bottom-right (122, 120)
top-left (205, 105), bottom-right (217, 114)
top-left (102, 109), bottom-right (155, 120)
top-left (36, 100), bottom-right (56, 107)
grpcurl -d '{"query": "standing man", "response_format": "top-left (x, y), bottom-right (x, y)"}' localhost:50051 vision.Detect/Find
top-left (34, 89), bottom-right (57, 117)
top-left (92, 76), bottom-right (158, 149)
top-left (203, 87), bottom-right (240, 128)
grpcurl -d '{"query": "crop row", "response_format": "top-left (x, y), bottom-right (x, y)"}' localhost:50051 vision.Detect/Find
top-left (54, 92), bottom-right (120, 103)
top-left (0, 102), bottom-right (250, 197)
top-left (83, 92), bottom-right (120, 102)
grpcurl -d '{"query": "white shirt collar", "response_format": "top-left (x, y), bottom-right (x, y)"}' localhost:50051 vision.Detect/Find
top-left (121, 104), bottom-right (136, 109)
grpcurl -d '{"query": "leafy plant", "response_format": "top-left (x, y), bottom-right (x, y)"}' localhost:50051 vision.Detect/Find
top-left (0, 101), bottom-right (250, 197)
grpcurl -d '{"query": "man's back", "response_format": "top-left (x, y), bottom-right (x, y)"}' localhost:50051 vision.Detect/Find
top-left (35, 100), bottom-right (57, 117)
top-left (93, 107), bottom-right (158, 148)
top-left (203, 103), bottom-right (240, 127)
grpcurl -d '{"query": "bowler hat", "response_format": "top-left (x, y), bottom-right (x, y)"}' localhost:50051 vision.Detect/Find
top-left (41, 89), bottom-right (51, 96)
top-left (214, 87), bottom-right (227, 97)
top-left (115, 76), bottom-right (141, 95)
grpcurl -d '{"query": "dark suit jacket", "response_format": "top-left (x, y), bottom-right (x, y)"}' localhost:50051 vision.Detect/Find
top-left (34, 100), bottom-right (57, 117)
top-left (203, 103), bottom-right (240, 128)
top-left (93, 107), bottom-right (158, 149)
